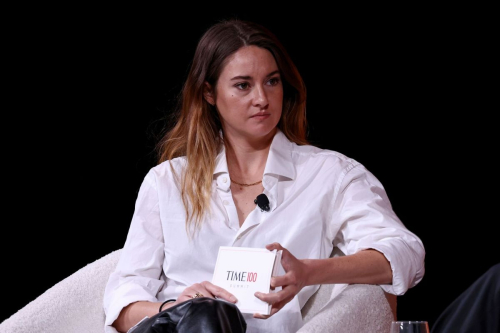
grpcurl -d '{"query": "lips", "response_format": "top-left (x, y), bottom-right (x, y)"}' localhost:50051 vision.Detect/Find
top-left (251, 113), bottom-right (270, 118)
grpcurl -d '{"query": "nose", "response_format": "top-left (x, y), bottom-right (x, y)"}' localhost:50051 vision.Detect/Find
top-left (252, 85), bottom-right (269, 109)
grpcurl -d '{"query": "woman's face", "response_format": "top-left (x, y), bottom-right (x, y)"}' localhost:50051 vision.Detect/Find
top-left (206, 45), bottom-right (283, 143)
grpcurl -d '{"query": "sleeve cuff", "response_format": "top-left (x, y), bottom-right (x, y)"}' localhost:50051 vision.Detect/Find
top-left (104, 280), bottom-right (160, 330)
top-left (356, 238), bottom-right (425, 295)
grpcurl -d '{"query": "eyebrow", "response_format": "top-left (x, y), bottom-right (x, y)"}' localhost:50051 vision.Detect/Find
top-left (230, 70), bottom-right (280, 81)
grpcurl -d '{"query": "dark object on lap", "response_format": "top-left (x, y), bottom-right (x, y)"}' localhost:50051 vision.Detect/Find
top-left (132, 297), bottom-right (247, 333)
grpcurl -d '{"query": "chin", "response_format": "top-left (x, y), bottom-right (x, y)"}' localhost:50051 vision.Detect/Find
top-left (250, 126), bottom-right (278, 139)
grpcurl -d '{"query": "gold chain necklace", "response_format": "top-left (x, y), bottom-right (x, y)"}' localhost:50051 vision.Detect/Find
top-left (230, 178), bottom-right (262, 187)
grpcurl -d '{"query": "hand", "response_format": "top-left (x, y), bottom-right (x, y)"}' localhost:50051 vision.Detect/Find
top-left (253, 242), bottom-right (307, 319)
top-left (174, 281), bottom-right (238, 306)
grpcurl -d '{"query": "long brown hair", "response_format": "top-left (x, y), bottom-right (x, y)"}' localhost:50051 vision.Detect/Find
top-left (156, 19), bottom-right (308, 234)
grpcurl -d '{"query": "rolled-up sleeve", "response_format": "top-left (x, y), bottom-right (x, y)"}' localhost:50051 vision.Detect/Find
top-left (331, 164), bottom-right (425, 295)
top-left (103, 169), bottom-right (165, 330)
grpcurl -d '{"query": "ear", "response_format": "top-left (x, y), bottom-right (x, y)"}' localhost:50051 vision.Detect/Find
top-left (203, 82), bottom-right (215, 106)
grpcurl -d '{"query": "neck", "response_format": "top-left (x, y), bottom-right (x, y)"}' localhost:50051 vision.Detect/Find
top-left (224, 131), bottom-right (275, 182)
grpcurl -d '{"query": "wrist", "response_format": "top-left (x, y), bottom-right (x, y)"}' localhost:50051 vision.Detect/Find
top-left (301, 258), bottom-right (331, 286)
top-left (159, 299), bottom-right (176, 312)
top-left (301, 259), bottom-right (314, 286)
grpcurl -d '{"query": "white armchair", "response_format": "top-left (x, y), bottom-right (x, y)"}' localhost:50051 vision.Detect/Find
top-left (0, 249), bottom-right (395, 333)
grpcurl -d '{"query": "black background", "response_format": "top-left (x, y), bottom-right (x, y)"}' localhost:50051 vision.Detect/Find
top-left (3, 6), bottom-right (497, 330)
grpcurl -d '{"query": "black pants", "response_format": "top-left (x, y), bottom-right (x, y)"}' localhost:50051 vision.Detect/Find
top-left (431, 263), bottom-right (500, 333)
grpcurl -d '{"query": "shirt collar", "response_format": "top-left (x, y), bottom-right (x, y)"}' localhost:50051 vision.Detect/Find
top-left (213, 129), bottom-right (296, 181)
top-left (263, 129), bottom-right (295, 180)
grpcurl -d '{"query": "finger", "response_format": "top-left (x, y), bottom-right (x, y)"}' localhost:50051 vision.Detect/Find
top-left (195, 285), bottom-right (214, 298)
top-left (266, 243), bottom-right (295, 272)
top-left (253, 313), bottom-right (271, 319)
top-left (186, 282), bottom-right (214, 299)
top-left (178, 294), bottom-right (193, 302)
top-left (279, 248), bottom-right (300, 272)
top-left (253, 304), bottom-right (282, 319)
top-left (178, 289), bottom-right (199, 302)
top-left (270, 273), bottom-right (293, 288)
top-left (265, 242), bottom-right (284, 251)
top-left (254, 288), bottom-right (294, 306)
top-left (202, 281), bottom-right (238, 303)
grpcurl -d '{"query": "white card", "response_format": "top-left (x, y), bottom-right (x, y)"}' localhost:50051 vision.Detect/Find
top-left (212, 246), bottom-right (283, 314)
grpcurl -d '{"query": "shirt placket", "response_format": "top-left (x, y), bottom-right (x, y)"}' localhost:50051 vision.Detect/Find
top-left (233, 175), bottom-right (279, 245)
top-left (215, 174), bottom-right (240, 231)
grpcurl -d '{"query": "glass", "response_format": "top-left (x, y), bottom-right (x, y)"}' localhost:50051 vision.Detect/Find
top-left (390, 321), bottom-right (430, 333)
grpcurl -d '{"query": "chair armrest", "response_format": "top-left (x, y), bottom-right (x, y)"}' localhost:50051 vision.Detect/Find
top-left (0, 249), bottom-right (122, 333)
top-left (298, 284), bottom-right (394, 333)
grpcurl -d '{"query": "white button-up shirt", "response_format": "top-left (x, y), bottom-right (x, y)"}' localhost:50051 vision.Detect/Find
top-left (103, 129), bottom-right (425, 333)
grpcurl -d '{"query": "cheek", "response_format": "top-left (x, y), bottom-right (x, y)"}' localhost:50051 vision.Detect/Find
top-left (271, 91), bottom-right (283, 110)
top-left (218, 90), bottom-right (244, 106)
top-left (217, 95), bottom-right (246, 121)
top-left (271, 87), bottom-right (284, 103)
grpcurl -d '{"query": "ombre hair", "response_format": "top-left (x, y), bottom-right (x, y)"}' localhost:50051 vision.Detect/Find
top-left (156, 19), bottom-right (308, 235)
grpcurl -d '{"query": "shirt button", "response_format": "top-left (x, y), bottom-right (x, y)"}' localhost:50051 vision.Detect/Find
top-left (222, 177), bottom-right (228, 183)
top-left (223, 200), bottom-right (229, 205)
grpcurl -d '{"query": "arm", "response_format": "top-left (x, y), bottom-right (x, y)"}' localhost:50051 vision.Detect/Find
top-left (331, 164), bottom-right (425, 295)
top-left (113, 301), bottom-right (162, 333)
top-left (105, 169), bottom-right (239, 333)
top-left (255, 244), bottom-right (392, 318)
top-left (255, 163), bottom-right (425, 318)
top-left (305, 248), bottom-right (398, 320)
top-left (103, 169), bottom-right (166, 332)
top-left (302, 248), bottom-right (392, 286)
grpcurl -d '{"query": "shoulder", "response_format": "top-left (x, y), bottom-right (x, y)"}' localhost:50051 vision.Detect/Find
top-left (146, 156), bottom-right (187, 182)
top-left (290, 142), bottom-right (361, 174)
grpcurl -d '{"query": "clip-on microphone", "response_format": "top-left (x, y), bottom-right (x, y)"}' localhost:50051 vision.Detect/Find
top-left (254, 194), bottom-right (270, 212)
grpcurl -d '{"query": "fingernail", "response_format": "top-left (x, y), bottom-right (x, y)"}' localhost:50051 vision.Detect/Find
top-left (255, 292), bottom-right (261, 297)
top-left (230, 296), bottom-right (237, 302)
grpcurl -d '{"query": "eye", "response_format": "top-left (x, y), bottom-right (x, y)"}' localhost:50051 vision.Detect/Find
top-left (268, 77), bottom-right (281, 86)
top-left (235, 82), bottom-right (250, 90)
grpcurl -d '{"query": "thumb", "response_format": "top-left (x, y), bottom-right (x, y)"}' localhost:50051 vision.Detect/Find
top-left (266, 242), bottom-right (284, 251)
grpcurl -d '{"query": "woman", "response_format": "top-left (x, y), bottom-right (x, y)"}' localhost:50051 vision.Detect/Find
top-left (103, 19), bottom-right (425, 333)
